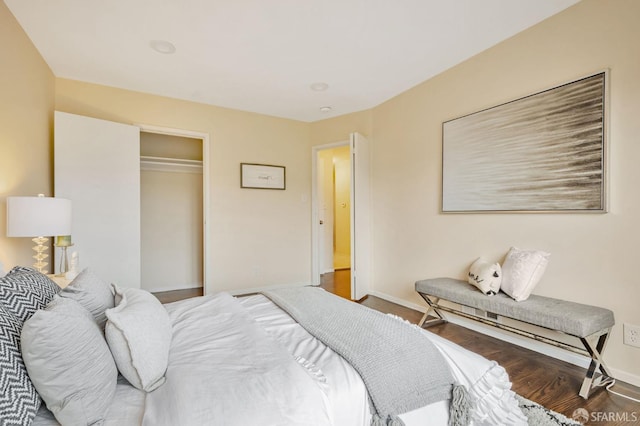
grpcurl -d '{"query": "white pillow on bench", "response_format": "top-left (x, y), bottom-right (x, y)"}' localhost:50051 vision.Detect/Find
top-left (501, 247), bottom-right (550, 302)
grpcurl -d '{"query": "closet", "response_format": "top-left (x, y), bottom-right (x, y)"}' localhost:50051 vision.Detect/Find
top-left (54, 112), bottom-right (207, 292)
top-left (140, 132), bottom-right (203, 293)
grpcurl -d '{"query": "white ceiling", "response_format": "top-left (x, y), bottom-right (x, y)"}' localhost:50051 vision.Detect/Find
top-left (6, 0), bottom-right (579, 122)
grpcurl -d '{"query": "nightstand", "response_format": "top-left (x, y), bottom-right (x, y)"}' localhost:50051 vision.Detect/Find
top-left (47, 274), bottom-right (72, 289)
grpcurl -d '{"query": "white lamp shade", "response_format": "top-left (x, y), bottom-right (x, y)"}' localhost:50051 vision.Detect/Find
top-left (6, 196), bottom-right (72, 237)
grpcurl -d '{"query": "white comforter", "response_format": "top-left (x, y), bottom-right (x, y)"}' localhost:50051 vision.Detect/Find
top-left (143, 292), bottom-right (332, 426)
top-left (34, 291), bottom-right (527, 426)
top-left (238, 294), bottom-right (526, 426)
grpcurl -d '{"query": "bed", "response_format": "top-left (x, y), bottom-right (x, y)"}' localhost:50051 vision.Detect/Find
top-left (0, 266), bottom-right (528, 426)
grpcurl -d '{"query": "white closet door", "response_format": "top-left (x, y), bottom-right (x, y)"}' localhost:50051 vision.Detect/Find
top-left (350, 132), bottom-right (372, 300)
top-left (54, 111), bottom-right (141, 288)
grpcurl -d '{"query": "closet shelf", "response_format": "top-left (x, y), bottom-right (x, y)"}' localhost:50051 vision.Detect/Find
top-left (140, 156), bottom-right (203, 174)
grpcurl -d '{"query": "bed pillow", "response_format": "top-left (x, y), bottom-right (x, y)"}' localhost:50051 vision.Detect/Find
top-left (0, 266), bottom-right (60, 324)
top-left (0, 302), bottom-right (41, 425)
top-left (59, 268), bottom-right (114, 330)
top-left (501, 247), bottom-right (550, 302)
top-left (105, 284), bottom-right (172, 392)
top-left (20, 296), bottom-right (117, 425)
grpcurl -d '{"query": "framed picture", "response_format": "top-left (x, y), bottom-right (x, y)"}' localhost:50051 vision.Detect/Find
top-left (442, 71), bottom-right (607, 213)
top-left (241, 163), bottom-right (286, 190)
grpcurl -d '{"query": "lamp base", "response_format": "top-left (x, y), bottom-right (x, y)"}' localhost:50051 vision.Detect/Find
top-left (55, 244), bottom-right (73, 277)
top-left (32, 236), bottom-right (49, 274)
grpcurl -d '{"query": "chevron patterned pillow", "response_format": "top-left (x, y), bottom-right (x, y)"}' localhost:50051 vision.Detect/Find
top-left (0, 302), bottom-right (41, 425)
top-left (0, 267), bottom-right (60, 325)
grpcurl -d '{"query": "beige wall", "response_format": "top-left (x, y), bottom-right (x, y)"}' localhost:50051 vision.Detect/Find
top-left (0, 2), bottom-right (55, 271)
top-left (55, 79), bottom-right (312, 293)
top-left (367, 0), bottom-right (640, 383)
top-left (310, 110), bottom-right (373, 147)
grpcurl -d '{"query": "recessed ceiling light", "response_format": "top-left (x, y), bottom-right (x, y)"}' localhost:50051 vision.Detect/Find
top-left (310, 82), bottom-right (329, 92)
top-left (319, 106), bottom-right (332, 113)
top-left (150, 40), bottom-right (176, 54)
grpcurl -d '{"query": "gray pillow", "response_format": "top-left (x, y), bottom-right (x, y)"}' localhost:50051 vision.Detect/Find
top-left (21, 296), bottom-right (118, 425)
top-left (59, 268), bottom-right (114, 330)
top-left (105, 284), bottom-right (172, 392)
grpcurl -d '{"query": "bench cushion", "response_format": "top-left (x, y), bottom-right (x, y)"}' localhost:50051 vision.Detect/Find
top-left (415, 278), bottom-right (614, 338)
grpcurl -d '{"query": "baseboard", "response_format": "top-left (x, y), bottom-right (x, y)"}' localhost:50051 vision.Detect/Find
top-left (609, 367), bottom-right (640, 388)
top-left (369, 290), bottom-right (640, 388)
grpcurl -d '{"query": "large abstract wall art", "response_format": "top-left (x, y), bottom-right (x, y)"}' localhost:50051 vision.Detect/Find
top-left (442, 72), bottom-right (607, 213)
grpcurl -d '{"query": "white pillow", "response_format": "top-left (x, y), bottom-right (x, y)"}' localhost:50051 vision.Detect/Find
top-left (467, 257), bottom-right (502, 296)
top-left (59, 268), bottom-right (115, 330)
top-left (105, 284), bottom-right (172, 392)
top-left (501, 247), bottom-right (550, 301)
top-left (21, 296), bottom-right (118, 425)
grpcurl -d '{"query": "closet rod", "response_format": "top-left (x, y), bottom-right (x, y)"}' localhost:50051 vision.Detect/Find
top-left (140, 155), bottom-right (203, 174)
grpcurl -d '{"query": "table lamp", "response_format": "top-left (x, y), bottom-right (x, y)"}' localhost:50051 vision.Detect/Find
top-left (6, 195), bottom-right (72, 273)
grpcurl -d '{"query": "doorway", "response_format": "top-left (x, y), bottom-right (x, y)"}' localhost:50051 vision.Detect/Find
top-left (317, 145), bottom-right (351, 297)
top-left (138, 124), bottom-right (210, 295)
top-left (318, 145), bottom-right (351, 272)
top-left (311, 133), bottom-right (371, 301)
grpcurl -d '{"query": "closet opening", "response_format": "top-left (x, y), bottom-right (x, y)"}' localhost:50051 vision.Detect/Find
top-left (140, 131), bottom-right (205, 294)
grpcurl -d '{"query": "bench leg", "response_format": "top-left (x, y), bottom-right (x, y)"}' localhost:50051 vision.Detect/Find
top-left (417, 293), bottom-right (446, 327)
top-left (579, 328), bottom-right (613, 399)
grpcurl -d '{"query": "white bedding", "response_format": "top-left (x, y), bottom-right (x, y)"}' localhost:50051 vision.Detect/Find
top-left (33, 291), bottom-right (526, 426)
top-left (238, 294), bottom-right (526, 426)
top-left (143, 292), bottom-right (332, 425)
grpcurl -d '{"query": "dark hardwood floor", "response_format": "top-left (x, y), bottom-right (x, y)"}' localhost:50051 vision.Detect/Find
top-left (153, 287), bottom-right (203, 304)
top-left (155, 273), bottom-right (640, 424)
top-left (320, 270), bottom-right (640, 425)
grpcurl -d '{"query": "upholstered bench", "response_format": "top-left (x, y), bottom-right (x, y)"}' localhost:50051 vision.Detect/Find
top-left (415, 277), bottom-right (615, 399)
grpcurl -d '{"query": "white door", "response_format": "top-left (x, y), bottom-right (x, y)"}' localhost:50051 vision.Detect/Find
top-left (54, 111), bottom-right (141, 288)
top-left (350, 132), bottom-right (371, 300)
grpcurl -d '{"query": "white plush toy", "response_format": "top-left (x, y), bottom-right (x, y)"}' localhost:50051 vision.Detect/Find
top-left (468, 257), bottom-right (502, 296)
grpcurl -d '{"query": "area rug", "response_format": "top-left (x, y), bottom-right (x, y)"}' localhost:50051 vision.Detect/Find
top-left (517, 395), bottom-right (582, 426)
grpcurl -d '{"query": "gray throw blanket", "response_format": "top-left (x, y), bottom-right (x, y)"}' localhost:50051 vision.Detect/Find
top-left (262, 287), bottom-right (470, 426)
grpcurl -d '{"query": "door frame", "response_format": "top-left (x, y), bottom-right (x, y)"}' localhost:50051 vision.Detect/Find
top-left (137, 123), bottom-right (211, 295)
top-left (311, 140), bottom-right (349, 287)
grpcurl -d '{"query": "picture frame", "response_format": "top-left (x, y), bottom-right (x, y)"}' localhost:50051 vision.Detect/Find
top-left (240, 163), bottom-right (286, 190)
top-left (442, 71), bottom-right (607, 213)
